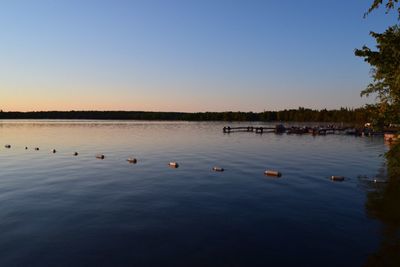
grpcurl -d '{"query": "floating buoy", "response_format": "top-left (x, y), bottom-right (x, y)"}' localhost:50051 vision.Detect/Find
top-left (34, 147), bottom-right (40, 151)
top-left (5, 144), bottom-right (11, 148)
top-left (168, 162), bottom-right (179, 168)
top-left (264, 170), bottom-right (282, 177)
top-left (331, 175), bottom-right (345, 182)
top-left (73, 152), bottom-right (79, 156)
top-left (212, 166), bottom-right (224, 172)
top-left (373, 178), bottom-right (388, 183)
top-left (127, 157), bottom-right (137, 164)
top-left (96, 154), bottom-right (105, 159)
top-left (25, 147), bottom-right (28, 150)
top-left (52, 149), bottom-right (57, 153)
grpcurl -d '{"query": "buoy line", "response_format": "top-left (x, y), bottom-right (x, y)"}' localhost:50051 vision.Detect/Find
top-left (2, 143), bottom-right (363, 181)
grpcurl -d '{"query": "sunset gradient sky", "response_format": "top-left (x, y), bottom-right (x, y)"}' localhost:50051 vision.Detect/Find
top-left (0, 0), bottom-right (397, 112)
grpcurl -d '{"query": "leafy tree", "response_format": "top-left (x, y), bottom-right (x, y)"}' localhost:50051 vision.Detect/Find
top-left (355, 26), bottom-right (400, 126)
top-left (355, 0), bottom-right (400, 127)
top-left (359, 4), bottom-right (400, 266)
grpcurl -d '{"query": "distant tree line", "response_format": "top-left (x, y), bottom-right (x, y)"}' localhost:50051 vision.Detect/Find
top-left (0, 107), bottom-right (374, 123)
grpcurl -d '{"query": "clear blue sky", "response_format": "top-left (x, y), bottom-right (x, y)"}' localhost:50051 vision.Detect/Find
top-left (0, 0), bottom-right (397, 112)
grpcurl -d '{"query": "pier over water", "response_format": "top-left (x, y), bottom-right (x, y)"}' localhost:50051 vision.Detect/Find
top-left (223, 124), bottom-right (383, 136)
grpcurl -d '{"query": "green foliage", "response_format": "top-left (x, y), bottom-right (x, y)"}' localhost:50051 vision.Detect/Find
top-left (365, 0), bottom-right (400, 19)
top-left (359, 0), bottom-right (400, 175)
top-left (355, 25), bottom-right (400, 126)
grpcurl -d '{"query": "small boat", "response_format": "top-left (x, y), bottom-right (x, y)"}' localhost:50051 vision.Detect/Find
top-left (384, 133), bottom-right (398, 142)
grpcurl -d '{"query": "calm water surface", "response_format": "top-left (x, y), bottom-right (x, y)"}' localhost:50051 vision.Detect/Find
top-left (0, 120), bottom-right (390, 266)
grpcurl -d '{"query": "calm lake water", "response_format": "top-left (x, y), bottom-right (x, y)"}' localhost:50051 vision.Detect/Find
top-left (0, 120), bottom-right (391, 266)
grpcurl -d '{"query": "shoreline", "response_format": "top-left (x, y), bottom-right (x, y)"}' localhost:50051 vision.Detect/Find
top-left (0, 108), bottom-right (371, 123)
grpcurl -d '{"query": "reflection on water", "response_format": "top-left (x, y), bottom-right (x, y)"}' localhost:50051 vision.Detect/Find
top-left (363, 143), bottom-right (400, 267)
top-left (0, 120), bottom-right (393, 266)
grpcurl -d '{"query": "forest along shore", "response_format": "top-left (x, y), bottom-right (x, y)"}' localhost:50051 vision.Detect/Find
top-left (0, 108), bottom-right (375, 123)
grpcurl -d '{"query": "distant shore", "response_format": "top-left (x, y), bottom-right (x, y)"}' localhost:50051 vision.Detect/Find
top-left (0, 108), bottom-right (370, 123)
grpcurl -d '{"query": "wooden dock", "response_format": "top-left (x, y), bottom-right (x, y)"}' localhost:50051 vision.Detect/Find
top-left (223, 125), bottom-right (284, 134)
top-left (223, 125), bottom-right (381, 136)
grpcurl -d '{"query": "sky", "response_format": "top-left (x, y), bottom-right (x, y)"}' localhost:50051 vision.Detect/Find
top-left (0, 0), bottom-right (398, 112)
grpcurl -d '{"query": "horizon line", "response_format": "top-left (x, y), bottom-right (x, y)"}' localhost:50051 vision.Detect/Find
top-left (0, 107), bottom-right (367, 113)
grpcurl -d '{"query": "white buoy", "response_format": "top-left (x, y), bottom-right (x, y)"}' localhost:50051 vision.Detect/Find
top-left (331, 175), bottom-right (345, 182)
top-left (5, 144), bottom-right (11, 148)
top-left (212, 166), bottom-right (224, 172)
top-left (264, 170), bottom-right (282, 177)
top-left (73, 152), bottom-right (79, 156)
top-left (168, 162), bottom-right (179, 168)
top-left (127, 157), bottom-right (137, 164)
top-left (96, 154), bottom-right (105, 159)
